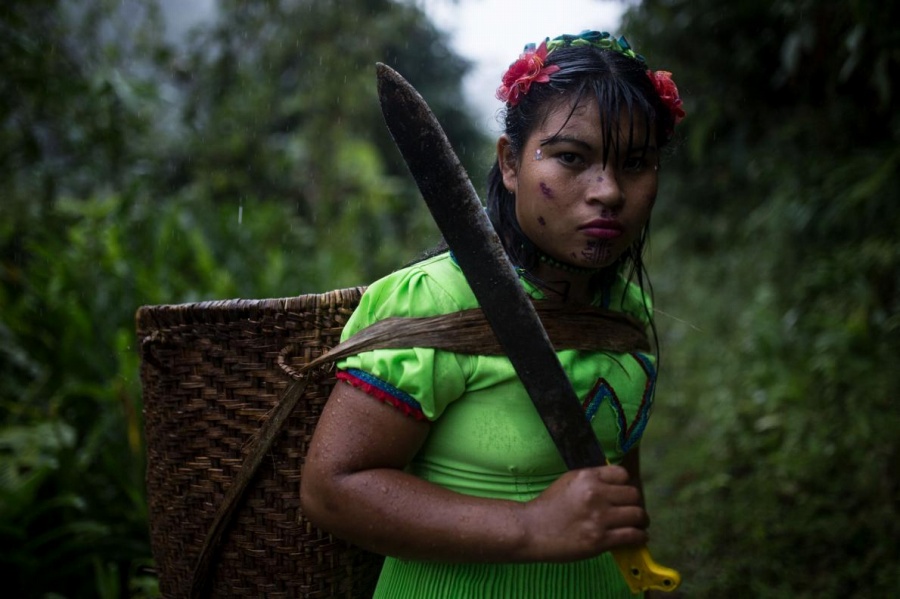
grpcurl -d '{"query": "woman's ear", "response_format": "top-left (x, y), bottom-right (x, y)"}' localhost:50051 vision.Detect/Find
top-left (496, 135), bottom-right (518, 194)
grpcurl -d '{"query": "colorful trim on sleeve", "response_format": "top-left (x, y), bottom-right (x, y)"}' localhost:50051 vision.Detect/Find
top-left (335, 368), bottom-right (427, 421)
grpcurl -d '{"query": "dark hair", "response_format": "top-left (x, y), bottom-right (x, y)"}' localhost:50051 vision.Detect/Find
top-left (487, 44), bottom-right (674, 298)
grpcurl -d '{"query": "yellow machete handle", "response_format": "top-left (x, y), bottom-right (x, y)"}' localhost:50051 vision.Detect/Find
top-left (611, 545), bottom-right (681, 594)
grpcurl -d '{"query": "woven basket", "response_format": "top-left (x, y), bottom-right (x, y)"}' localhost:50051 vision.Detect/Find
top-left (136, 287), bottom-right (384, 598)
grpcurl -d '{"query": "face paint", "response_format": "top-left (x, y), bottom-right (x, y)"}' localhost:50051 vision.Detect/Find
top-left (508, 96), bottom-right (659, 274)
top-left (580, 240), bottom-right (612, 265)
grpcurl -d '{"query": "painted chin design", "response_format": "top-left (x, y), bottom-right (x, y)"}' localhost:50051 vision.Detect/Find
top-left (580, 239), bottom-right (614, 266)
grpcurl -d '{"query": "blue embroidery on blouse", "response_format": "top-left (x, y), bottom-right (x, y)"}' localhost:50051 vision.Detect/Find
top-left (582, 353), bottom-right (656, 454)
top-left (582, 379), bottom-right (613, 422)
top-left (343, 368), bottom-right (424, 413)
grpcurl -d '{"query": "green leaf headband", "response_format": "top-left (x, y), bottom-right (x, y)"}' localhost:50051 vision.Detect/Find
top-left (497, 30), bottom-right (685, 127)
top-left (545, 31), bottom-right (646, 65)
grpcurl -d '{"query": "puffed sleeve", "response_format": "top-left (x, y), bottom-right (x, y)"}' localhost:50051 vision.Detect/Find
top-left (335, 260), bottom-right (471, 422)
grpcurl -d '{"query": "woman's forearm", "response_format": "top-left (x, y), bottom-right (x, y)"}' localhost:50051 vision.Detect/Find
top-left (301, 381), bottom-right (648, 563)
top-left (302, 464), bottom-right (531, 562)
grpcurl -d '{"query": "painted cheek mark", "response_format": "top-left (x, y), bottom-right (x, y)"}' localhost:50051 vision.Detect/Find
top-left (539, 182), bottom-right (555, 199)
top-left (597, 176), bottom-right (605, 183)
top-left (534, 149), bottom-right (543, 160)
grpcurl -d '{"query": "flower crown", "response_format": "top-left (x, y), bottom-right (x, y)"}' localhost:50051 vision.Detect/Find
top-left (496, 30), bottom-right (685, 127)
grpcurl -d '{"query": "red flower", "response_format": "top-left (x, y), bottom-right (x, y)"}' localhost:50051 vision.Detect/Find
top-left (648, 70), bottom-right (686, 125)
top-left (496, 39), bottom-right (561, 106)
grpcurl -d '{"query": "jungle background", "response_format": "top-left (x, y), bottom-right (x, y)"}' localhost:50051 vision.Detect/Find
top-left (1, 0), bottom-right (897, 597)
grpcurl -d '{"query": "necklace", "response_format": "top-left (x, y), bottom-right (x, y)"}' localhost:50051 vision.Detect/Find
top-left (537, 251), bottom-right (602, 275)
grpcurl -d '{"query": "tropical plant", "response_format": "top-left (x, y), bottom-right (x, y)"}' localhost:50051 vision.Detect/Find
top-left (623, 1), bottom-right (900, 596)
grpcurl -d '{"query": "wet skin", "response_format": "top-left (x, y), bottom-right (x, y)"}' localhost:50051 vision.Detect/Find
top-left (301, 99), bottom-right (655, 567)
top-left (498, 97), bottom-right (659, 278)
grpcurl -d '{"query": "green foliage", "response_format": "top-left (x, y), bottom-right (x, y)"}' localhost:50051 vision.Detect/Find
top-left (624, 0), bottom-right (900, 596)
top-left (2, 200), bottom-right (155, 596)
top-left (165, 0), bottom-right (486, 264)
top-left (1, 0), bottom-right (484, 596)
top-left (0, 186), bottom-right (419, 596)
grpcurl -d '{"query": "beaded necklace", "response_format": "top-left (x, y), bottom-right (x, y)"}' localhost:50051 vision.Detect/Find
top-left (537, 251), bottom-right (602, 275)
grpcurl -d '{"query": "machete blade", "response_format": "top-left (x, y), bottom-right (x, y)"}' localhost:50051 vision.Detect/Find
top-left (376, 61), bottom-right (605, 469)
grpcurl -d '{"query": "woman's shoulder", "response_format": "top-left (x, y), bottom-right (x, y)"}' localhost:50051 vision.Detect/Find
top-left (344, 252), bottom-right (477, 336)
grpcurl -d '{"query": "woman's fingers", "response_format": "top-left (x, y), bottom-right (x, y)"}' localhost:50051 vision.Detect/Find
top-left (595, 464), bottom-right (632, 484)
top-left (603, 524), bottom-right (650, 548)
top-left (604, 504), bottom-right (649, 530)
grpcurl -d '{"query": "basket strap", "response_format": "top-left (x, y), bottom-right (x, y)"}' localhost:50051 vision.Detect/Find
top-left (190, 302), bottom-right (650, 598)
top-left (307, 301), bottom-right (650, 361)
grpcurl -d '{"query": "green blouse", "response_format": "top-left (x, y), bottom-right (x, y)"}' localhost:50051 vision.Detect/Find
top-left (335, 252), bottom-right (655, 598)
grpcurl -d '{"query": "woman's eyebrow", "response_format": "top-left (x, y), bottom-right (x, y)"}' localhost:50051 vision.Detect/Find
top-left (539, 135), bottom-right (593, 150)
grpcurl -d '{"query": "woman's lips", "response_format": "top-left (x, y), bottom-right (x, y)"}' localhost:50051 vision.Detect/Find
top-left (579, 219), bottom-right (623, 239)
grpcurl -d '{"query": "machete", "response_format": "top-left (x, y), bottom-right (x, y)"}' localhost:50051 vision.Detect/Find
top-left (376, 62), bottom-right (680, 594)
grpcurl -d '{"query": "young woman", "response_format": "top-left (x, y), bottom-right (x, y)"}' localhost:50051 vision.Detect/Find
top-left (301, 30), bottom-right (685, 598)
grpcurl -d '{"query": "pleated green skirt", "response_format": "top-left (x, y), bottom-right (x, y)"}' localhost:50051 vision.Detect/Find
top-left (372, 552), bottom-right (641, 598)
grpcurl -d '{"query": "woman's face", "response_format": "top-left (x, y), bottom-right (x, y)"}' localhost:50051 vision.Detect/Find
top-left (498, 98), bottom-right (659, 271)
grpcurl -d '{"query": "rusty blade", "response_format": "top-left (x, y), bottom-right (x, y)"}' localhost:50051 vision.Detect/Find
top-left (375, 62), bottom-right (605, 469)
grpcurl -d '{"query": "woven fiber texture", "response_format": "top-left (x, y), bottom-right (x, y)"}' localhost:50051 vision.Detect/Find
top-left (136, 287), bottom-right (383, 598)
